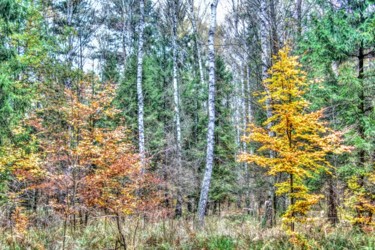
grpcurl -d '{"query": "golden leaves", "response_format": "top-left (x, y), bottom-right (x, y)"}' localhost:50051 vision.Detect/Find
top-left (239, 46), bottom-right (348, 235)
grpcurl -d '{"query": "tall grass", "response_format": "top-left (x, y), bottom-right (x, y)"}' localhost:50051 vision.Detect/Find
top-left (0, 214), bottom-right (373, 249)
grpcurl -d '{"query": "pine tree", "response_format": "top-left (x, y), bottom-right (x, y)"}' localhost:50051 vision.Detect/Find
top-left (0, 0), bottom-right (52, 203)
top-left (300, 0), bottom-right (375, 227)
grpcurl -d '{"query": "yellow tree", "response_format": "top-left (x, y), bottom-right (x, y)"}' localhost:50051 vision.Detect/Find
top-left (239, 47), bottom-right (348, 234)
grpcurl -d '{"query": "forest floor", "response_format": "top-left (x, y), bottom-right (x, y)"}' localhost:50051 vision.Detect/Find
top-left (1, 211), bottom-right (374, 250)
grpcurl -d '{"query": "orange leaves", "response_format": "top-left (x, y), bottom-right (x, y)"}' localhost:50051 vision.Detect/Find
top-left (83, 156), bottom-right (140, 215)
top-left (12, 207), bottom-right (29, 237)
top-left (20, 79), bottom-right (160, 219)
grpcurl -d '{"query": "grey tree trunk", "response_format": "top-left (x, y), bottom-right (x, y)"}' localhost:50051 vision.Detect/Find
top-left (240, 63), bottom-right (251, 210)
top-left (120, 0), bottom-right (133, 73)
top-left (245, 58), bottom-right (255, 211)
top-left (171, 0), bottom-right (183, 217)
top-left (268, 0), bottom-right (279, 56)
top-left (197, 0), bottom-right (219, 226)
top-left (66, 0), bottom-right (73, 65)
top-left (136, 0), bottom-right (146, 169)
top-left (261, 0), bottom-right (278, 226)
top-left (296, 0), bottom-right (302, 36)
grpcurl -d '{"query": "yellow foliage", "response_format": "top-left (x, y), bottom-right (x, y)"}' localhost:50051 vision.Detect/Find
top-left (345, 169), bottom-right (375, 227)
top-left (239, 46), bottom-right (347, 235)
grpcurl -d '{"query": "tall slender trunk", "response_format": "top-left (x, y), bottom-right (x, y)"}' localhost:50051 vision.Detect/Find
top-left (262, 0), bottom-right (280, 225)
top-left (188, 0), bottom-right (205, 94)
top-left (240, 63), bottom-right (250, 210)
top-left (355, 42), bottom-right (366, 224)
top-left (245, 62), bottom-right (255, 212)
top-left (65, 0), bottom-right (73, 88)
top-left (197, 0), bottom-right (219, 226)
top-left (121, 0), bottom-right (128, 73)
top-left (171, 0), bottom-right (183, 218)
top-left (358, 44), bottom-right (365, 168)
top-left (328, 107), bottom-right (339, 224)
top-left (290, 173), bottom-right (294, 232)
top-left (269, 0), bottom-right (279, 56)
top-left (233, 64), bottom-right (243, 208)
top-left (327, 174), bottom-right (338, 225)
top-left (79, 30), bottom-right (83, 71)
top-left (266, 94), bottom-right (276, 226)
top-left (136, 0), bottom-right (146, 169)
top-left (66, 0), bottom-right (73, 65)
top-left (296, 0), bottom-right (302, 36)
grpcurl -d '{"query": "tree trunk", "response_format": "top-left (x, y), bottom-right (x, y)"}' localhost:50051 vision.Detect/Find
top-left (197, 0), bottom-right (219, 227)
top-left (188, 0), bottom-right (205, 100)
top-left (290, 173), bottom-right (295, 232)
top-left (171, 0), bottom-right (183, 218)
top-left (264, 0), bottom-right (280, 226)
top-left (269, 0), bottom-right (279, 56)
top-left (116, 213), bottom-right (127, 250)
top-left (327, 175), bottom-right (338, 225)
top-left (355, 42), bottom-right (368, 225)
top-left (296, 0), bottom-right (302, 36)
top-left (241, 63), bottom-right (251, 211)
top-left (136, 0), bottom-right (146, 169)
top-left (121, 0), bottom-right (131, 73)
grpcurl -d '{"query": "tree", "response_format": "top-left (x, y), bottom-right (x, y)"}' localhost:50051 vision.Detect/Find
top-left (0, 0), bottom-right (52, 204)
top-left (300, 0), bottom-right (375, 226)
top-left (209, 57), bottom-right (237, 212)
top-left (136, 0), bottom-right (146, 168)
top-left (239, 47), bottom-right (347, 236)
top-left (197, 0), bottom-right (219, 226)
top-left (25, 79), bottom-right (157, 248)
top-left (169, 0), bottom-right (183, 217)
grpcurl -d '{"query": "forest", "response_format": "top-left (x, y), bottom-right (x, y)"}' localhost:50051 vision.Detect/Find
top-left (0, 0), bottom-right (374, 249)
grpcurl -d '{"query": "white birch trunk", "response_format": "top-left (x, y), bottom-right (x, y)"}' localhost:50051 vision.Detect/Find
top-left (172, 0), bottom-right (183, 217)
top-left (197, 0), bottom-right (219, 226)
top-left (121, 0), bottom-right (129, 72)
top-left (137, 0), bottom-right (146, 169)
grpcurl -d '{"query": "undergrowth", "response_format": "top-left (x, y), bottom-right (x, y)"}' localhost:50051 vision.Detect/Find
top-left (0, 214), bottom-right (373, 249)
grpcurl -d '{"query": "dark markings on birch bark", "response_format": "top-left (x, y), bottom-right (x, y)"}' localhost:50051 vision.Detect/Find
top-left (197, 0), bottom-right (219, 227)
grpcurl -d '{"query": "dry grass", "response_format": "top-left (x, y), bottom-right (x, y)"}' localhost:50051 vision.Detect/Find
top-left (0, 212), bottom-right (373, 250)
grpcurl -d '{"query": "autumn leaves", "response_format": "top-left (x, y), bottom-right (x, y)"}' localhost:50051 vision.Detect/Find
top-left (240, 47), bottom-right (348, 239)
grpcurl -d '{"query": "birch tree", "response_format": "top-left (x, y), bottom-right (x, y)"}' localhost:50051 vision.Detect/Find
top-left (171, 0), bottom-right (183, 217)
top-left (137, 0), bottom-right (146, 168)
top-left (197, 0), bottom-right (219, 226)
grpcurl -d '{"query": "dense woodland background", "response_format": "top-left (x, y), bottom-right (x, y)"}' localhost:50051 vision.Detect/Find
top-left (0, 0), bottom-right (374, 249)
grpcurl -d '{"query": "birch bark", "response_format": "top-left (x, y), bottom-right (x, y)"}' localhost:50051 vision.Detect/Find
top-left (197, 0), bottom-right (219, 226)
top-left (137, 0), bottom-right (146, 169)
top-left (171, 0), bottom-right (183, 217)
